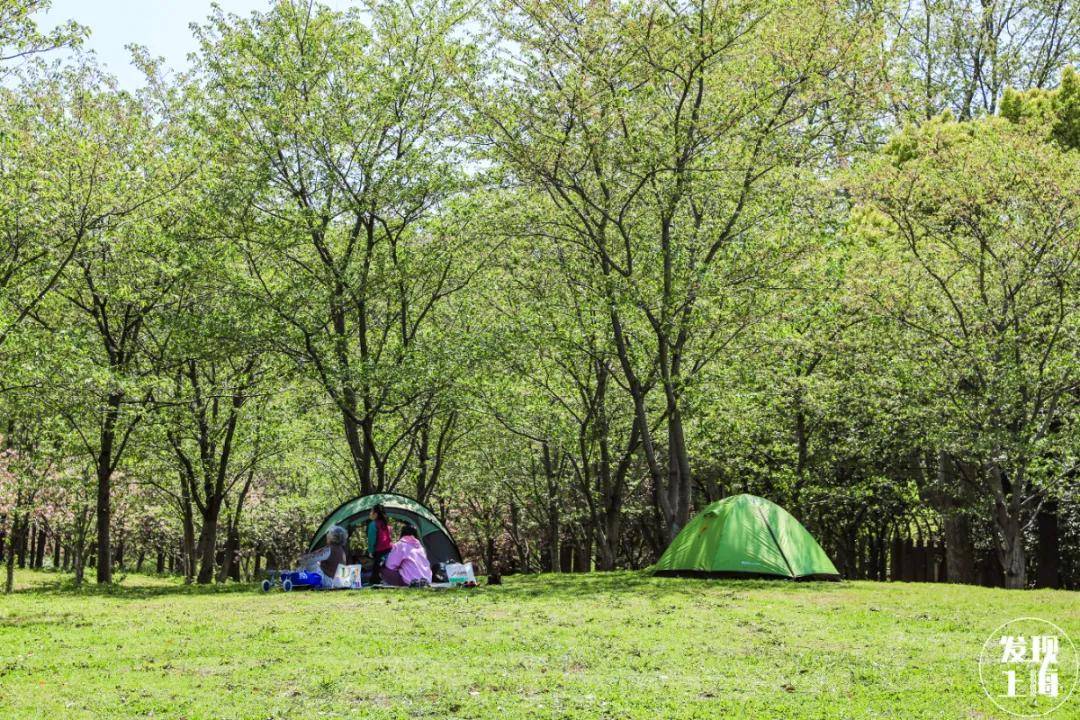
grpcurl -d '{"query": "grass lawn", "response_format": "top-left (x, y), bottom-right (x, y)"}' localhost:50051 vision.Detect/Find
top-left (1, 569), bottom-right (1077, 719)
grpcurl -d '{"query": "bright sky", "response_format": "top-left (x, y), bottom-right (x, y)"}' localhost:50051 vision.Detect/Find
top-left (44, 0), bottom-right (352, 89)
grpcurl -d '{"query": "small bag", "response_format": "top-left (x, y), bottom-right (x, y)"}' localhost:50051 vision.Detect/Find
top-left (334, 564), bottom-right (363, 589)
top-left (445, 562), bottom-right (476, 585)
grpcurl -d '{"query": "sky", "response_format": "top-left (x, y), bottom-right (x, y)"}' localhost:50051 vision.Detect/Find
top-left (43, 1), bottom-right (351, 89)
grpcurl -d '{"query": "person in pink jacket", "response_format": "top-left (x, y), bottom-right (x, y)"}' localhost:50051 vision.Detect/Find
top-left (381, 524), bottom-right (433, 587)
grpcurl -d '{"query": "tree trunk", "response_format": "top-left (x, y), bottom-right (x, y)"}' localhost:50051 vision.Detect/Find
top-left (4, 515), bottom-right (17, 594)
top-left (217, 519), bottom-right (240, 583)
top-left (541, 444), bottom-right (561, 573)
top-left (34, 525), bottom-right (46, 569)
top-left (988, 465), bottom-right (1027, 589)
top-left (343, 406), bottom-right (374, 496)
top-left (483, 535), bottom-right (496, 576)
top-left (793, 400), bottom-right (809, 506)
top-left (27, 523), bottom-right (37, 569)
top-left (228, 530), bottom-right (241, 581)
top-left (608, 304), bottom-right (666, 551)
top-left (559, 542), bottom-right (572, 573)
top-left (547, 508), bottom-right (560, 572)
top-left (222, 459), bottom-right (257, 584)
top-left (15, 517), bottom-right (27, 568)
top-left (95, 391), bottom-right (123, 584)
top-left (932, 453), bottom-right (977, 584)
top-left (593, 395), bottom-right (637, 572)
top-left (943, 513), bottom-right (976, 584)
top-left (72, 514), bottom-right (87, 585)
top-left (597, 507), bottom-right (620, 571)
top-left (660, 407), bottom-right (692, 544)
top-left (181, 477), bottom-right (196, 583)
top-left (1000, 529), bottom-right (1027, 589)
top-left (1036, 501), bottom-right (1059, 589)
top-left (196, 500), bottom-right (221, 584)
top-left (993, 507), bottom-right (1027, 590)
top-left (574, 528), bottom-right (592, 573)
top-left (508, 500), bottom-right (526, 572)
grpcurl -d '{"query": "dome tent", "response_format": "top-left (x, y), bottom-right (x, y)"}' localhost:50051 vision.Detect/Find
top-left (308, 493), bottom-right (462, 569)
top-left (654, 494), bottom-right (840, 580)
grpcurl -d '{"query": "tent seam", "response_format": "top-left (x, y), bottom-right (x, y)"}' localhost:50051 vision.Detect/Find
top-left (755, 504), bottom-right (796, 579)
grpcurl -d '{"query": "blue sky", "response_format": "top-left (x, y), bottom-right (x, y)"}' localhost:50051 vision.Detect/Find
top-left (44, 1), bottom-right (351, 88)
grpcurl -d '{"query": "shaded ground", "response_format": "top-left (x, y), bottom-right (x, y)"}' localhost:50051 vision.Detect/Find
top-left (0, 569), bottom-right (1076, 718)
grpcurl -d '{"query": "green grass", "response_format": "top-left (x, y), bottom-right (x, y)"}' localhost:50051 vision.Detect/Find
top-left (1, 569), bottom-right (1077, 719)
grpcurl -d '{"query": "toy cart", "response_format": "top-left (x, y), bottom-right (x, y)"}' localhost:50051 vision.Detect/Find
top-left (261, 570), bottom-right (325, 592)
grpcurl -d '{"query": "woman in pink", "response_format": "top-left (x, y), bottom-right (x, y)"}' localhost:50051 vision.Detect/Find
top-left (381, 524), bottom-right (433, 587)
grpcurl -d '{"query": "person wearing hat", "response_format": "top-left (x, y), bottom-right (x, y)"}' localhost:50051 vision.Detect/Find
top-left (380, 523), bottom-right (433, 587)
top-left (289, 524), bottom-right (348, 588)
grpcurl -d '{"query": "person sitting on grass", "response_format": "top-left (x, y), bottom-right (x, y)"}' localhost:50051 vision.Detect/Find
top-left (380, 523), bottom-right (433, 587)
top-left (294, 524), bottom-right (348, 588)
top-left (366, 504), bottom-right (393, 583)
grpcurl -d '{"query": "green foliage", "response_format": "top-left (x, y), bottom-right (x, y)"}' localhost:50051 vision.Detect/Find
top-left (0, 1), bottom-right (84, 74)
top-left (1, 1), bottom-right (1079, 592)
top-left (1001, 66), bottom-right (1080, 150)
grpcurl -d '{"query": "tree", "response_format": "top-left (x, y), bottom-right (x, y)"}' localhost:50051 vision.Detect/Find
top-left (883, 0), bottom-right (1080, 122)
top-left (479, 0), bottom-right (879, 543)
top-left (33, 64), bottom-right (194, 583)
top-left (0, 397), bottom-right (76, 591)
top-left (194, 0), bottom-right (480, 498)
top-left (158, 355), bottom-right (270, 584)
top-left (848, 114), bottom-right (1080, 587)
top-left (472, 189), bottom-right (648, 570)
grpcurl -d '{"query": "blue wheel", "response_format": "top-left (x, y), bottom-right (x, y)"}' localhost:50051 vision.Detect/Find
top-left (282, 579), bottom-right (293, 592)
top-left (261, 579), bottom-right (272, 592)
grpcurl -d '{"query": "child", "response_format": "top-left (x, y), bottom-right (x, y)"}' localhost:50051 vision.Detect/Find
top-left (366, 504), bottom-right (393, 583)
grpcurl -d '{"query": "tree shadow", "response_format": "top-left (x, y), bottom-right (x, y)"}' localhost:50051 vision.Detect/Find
top-left (477, 570), bottom-right (847, 602)
top-left (4, 568), bottom-right (848, 602)
top-left (6, 572), bottom-right (256, 600)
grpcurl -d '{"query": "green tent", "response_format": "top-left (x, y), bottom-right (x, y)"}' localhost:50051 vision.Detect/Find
top-left (654, 494), bottom-right (840, 580)
top-left (308, 493), bottom-right (461, 568)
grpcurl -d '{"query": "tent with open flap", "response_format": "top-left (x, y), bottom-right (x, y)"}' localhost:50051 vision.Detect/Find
top-left (308, 492), bottom-right (462, 570)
